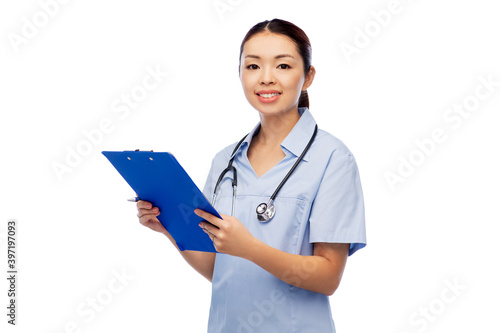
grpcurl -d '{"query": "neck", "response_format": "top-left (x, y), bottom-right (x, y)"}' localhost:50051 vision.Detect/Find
top-left (256, 107), bottom-right (301, 146)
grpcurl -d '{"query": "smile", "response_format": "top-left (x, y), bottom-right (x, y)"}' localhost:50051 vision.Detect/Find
top-left (256, 91), bottom-right (281, 103)
top-left (258, 93), bottom-right (281, 98)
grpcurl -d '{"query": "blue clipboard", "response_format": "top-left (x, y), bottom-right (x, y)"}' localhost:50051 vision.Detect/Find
top-left (102, 150), bottom-right (219, 252)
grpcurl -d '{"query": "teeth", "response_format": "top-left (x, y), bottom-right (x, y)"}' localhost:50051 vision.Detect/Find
top-left (259, 93), bottom-right (280, 98)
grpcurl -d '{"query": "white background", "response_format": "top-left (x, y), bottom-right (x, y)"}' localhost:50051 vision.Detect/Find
top-left (1, 0), bottom-right (499, 332)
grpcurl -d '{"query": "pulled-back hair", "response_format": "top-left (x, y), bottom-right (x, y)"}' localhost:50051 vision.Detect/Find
top-left (239, 19), bottom-right (312, 108)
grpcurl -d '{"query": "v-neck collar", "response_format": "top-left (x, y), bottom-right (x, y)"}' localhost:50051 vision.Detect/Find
top-left (229, 107), bottom-right (317, 163)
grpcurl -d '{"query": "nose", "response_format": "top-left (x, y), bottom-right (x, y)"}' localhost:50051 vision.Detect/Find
top-left (259, 67), bottom-right (275, 85)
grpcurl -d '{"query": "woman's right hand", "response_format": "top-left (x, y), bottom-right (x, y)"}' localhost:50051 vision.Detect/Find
top-left (137, 200), bottom-right (167, 234)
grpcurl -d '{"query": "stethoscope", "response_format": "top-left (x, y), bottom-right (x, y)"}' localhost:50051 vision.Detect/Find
top-left (211, 124), bottom-right (318, 222)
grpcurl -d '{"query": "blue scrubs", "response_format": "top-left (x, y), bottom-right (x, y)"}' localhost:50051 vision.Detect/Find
top-left (202, 107), bottom-right (366, 333)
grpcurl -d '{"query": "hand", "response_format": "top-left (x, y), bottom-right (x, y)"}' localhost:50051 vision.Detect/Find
top-left (195, 209), bottom-right (258, 259)
top-left (137, 200), bottom-right (167, 234)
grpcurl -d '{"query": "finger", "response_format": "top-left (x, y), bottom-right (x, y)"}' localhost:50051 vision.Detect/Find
top-left (139, 216), bottom-right (154, 226)
top-left (194, 209), bottom-right (222, 227)
top-left (139, 214), bottom-right (160, 226)
top-left (137, 200), bottom-right (153, 209)
top-left (137, 207), bottom-right (159, 218)
top-left (200, 221), bottom-right (215, 234)
top-left (200, 222), bottom-right (220, 239)
top-left (202, 228), bottom-right (215, 241)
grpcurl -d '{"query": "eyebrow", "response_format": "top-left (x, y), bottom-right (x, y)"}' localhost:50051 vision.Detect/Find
top-left (245, 54), bottom-right (295, 60)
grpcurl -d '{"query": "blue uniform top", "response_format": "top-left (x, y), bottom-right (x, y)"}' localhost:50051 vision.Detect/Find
top-left (202, 107), bottom-right (366, 333)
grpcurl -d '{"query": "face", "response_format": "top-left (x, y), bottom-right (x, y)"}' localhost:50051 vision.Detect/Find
top-left (239, 32), bottom-right (314, 117)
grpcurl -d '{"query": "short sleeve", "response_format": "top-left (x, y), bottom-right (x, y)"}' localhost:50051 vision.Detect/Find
top-left (309, 147), bottom-right (366, 256)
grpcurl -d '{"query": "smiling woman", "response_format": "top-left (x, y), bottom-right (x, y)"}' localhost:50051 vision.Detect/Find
top-left (240, 32), bottom-right (312, 117)
top-left (239, 19), bottom-right (313, 110)
top-left (136, 18), bottom-right (367, 333)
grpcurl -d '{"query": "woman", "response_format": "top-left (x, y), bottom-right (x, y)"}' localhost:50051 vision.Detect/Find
top-left (137, 18), bottom-right (366, 332)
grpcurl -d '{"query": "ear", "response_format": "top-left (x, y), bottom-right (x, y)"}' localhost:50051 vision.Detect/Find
top-left (302, 65), bottom-right (316, 91)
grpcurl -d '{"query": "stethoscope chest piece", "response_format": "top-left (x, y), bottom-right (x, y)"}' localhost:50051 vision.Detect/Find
top-left (256, 200), bottom-right (275, 222)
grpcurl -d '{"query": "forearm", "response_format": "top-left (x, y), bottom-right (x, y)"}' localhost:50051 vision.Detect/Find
top-left (162, 230), bottom-right (215, 282)
top-left (245, 239), bottom-right (344, 296)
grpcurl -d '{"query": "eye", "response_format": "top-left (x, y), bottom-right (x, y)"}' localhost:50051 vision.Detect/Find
top-left (246, 64), bottom-right (259, 70)
top-left (278, 64), bottom-right (291, 69)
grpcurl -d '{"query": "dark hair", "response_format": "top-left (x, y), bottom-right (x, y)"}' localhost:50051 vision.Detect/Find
top-left (239, 19), bottom-right (312, 109)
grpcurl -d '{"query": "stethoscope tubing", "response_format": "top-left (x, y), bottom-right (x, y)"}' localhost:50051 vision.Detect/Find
top-left (267, 124), bottom-right (317, 203)
top-left (212, 124), bottom-right (318, 221)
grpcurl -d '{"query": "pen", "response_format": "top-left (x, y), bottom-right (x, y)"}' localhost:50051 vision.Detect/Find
top-left (127, 197), bottom-right (141, 202)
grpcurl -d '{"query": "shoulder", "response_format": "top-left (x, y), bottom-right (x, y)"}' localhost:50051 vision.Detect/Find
top-left (214, 140), bottom-right (242, 161)
top-left (208, 139), bottom-right (243, 172)
top-left (313, 128), bottom-right (356, 162)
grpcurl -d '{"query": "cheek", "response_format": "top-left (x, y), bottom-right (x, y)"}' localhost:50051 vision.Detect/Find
top-left (282, 73), bottom-right (306, 94)
top-left (241, 74), bottom-right (256, 94)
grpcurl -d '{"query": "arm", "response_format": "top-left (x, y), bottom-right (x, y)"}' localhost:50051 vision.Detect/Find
top-left (162, 229), bottom-right (216, 282)
top-left (249, 241), bottom-right (348, 296)
top-left (196, 210), bottom-right (349, 296)
top-left (137, 201), bottom-right (215, 282)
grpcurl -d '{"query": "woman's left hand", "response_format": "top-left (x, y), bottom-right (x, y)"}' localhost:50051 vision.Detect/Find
top-left (195, 209), bottom-right (257, 259)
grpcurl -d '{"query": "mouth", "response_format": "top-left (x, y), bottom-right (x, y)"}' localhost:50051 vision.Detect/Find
top-left (256, 90), bottom-right (281, 103)
top-left (257, 92), bottom-right (281, 98)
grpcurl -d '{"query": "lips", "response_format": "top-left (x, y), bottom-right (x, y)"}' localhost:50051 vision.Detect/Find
top-left (256, 90), bottom-right (281, 103)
